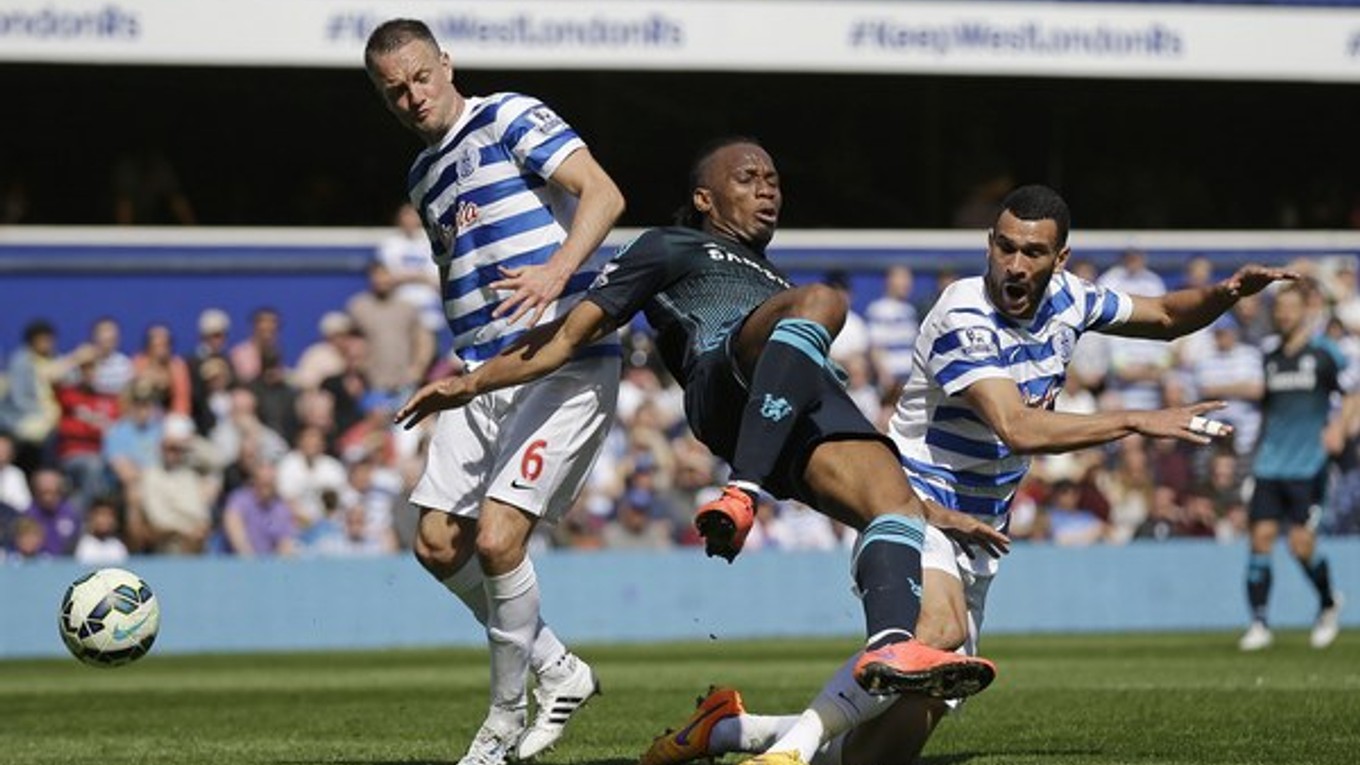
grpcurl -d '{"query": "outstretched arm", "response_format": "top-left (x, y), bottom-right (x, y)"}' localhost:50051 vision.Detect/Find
top-left (394, 300), bottom-right (616, 429)
top-left (491, 149), bottom-right (625, 326)
top-left (1107, 264), bottom-right (1297, 340)
top-left (963, 377), bottom-right (1231, 455)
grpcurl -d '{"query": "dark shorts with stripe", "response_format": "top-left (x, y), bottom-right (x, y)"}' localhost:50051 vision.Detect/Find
top-left (1248, 470), bottom-right (1327, 526)
top-left (683, 342), bottom-right (896, 506)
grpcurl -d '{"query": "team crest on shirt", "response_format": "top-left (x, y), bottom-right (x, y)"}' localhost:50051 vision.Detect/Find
top-left (454, 200), bottom-right (480, 235)
top-left (590, 262), bottom-right (619, 289)
top-left (1052, 325), bottom-right (1077, 364)
top-left (455, 147), bottom-right (480, 181)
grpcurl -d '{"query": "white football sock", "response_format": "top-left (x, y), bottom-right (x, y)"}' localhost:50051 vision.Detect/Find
top-left (483, 558), bottom-right (542, 714)
top-left (442, 558), bottom-right (565, 674)
top-left (709, 714), bottom-right (797, 754)
top-left (767, 653), bottom-right (896, 762)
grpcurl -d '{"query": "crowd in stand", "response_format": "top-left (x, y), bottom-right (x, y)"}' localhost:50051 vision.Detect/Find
top-left (4, 240), bottom-right (1360, 564)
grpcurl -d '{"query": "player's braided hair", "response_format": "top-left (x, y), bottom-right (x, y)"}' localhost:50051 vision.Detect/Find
top-left (672, 135), bottom-right (765, 229)
top-left (997, 184), bottom-right (1071, 248)
top-left (364, 18), bottom-right (439, 70)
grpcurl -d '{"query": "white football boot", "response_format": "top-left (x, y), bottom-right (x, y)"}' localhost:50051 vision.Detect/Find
top-left (515, 653), bottom-right (600, 760)
top-left (1311, 593), bottom-right (1344, 649)
top-left (1238, 621), bottom-right (1274, 652)
top-left (457, 712), bottom-right (523, 765)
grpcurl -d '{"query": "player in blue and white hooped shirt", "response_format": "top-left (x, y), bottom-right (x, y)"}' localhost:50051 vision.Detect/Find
top-left (636, 186), bottom-right (1300, 765)
top-left (366, 19), bottom-right (623, 765)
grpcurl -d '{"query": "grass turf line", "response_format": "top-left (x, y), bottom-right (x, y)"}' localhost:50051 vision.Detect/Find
top-left (2, 632), bottom-right (1358, 765)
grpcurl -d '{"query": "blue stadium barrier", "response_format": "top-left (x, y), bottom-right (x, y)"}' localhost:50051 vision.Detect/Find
top-left (3, 539), bottom-right (1357, 659)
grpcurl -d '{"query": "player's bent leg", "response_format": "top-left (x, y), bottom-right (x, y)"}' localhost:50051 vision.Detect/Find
top-left (802, 439), bottom-right (996, 699)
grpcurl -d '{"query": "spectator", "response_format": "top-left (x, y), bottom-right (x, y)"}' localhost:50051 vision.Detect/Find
top-left (191, 357), bottom-right (235, 438)
top-left (138, 413), bottom-right (218, 554)
top-left (341, 454), bottom-right (402, 551)
top-left (601, 466), bottom-right (674, 550)
top-left (1098, 248), bottom-right (1167, 297)
top-left (131, 323), bottom-right (192, 417)
top-left (1099, 250), bottom-right (1171, 411)
top-left (0, 434), bottom-right (33, 511)
top-left (229, 307), bottom-right (282, 384)
top-left (248, 349), bottom-right (299, 443)
top-left (293, 311), bottom-right (355, 391)
top-left (54, 350), bottom-right (120, 509)
top-left (8, 516), bottom-right (47, 560)
top-left (823, 270), bottom-right (874, 372)
top-left (346, 261), bottom-right (434, 395)
top-left (1187, 315), bottom-right (1264, 457)
top-left (23, 468), bottom-right (81, 556)
top-left (761, 499), bottom-right (841, 551)
top-left (221, 460), bottom-right (297, 557)
top-left (321, 332), bottom-right (373, 436)
top-left (865, 264), bottom-right (920, 387)
top-left (88, 317), bottom-right (134, 397)
top-left (102, 380), bottom-right (164, 528)
top-left (1133, 486), bottom-right (1186, 542)
top-left (1044, 478), bottom-right (1107, 547)
top-left (0, 319), bottom-right (64, 470)
top-left (209, 387), bottom-right (289, 471)
top-left (1097, 435), bottom-right (1156, 544)
top-left (74, 496), bottom-right (129, 566)
top-left (375, 201), bottom-right (443, 333)
top-left (276, 425), bottom-right (347, 530)
top-left (188, 308), bottom-right (236, 434)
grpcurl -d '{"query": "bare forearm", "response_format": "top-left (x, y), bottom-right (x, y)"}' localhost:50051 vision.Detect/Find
top-left (466, 331), bottom-right (577, 397)
top-left (551, 180), bottom-right (624, 274)
top-left (1003, 407), bottom-right (1143, 454)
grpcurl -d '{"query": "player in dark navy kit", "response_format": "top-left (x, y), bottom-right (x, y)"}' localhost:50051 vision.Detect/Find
top-left (395, 138), bottom-right (1008, 713)
top-left (1240, 282), bottom-right (1348, 651)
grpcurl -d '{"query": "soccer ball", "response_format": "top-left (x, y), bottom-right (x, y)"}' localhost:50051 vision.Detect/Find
top-left (58, 567), bottom-right (160, 667)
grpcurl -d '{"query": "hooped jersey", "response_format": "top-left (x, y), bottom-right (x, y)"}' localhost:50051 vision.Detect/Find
top-left (889, 271), bottom-right (1134, 523)
top-left (407, 92), bottom-right (618, 363)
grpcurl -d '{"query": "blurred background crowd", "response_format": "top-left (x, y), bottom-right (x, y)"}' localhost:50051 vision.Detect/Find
top-left (4, 215), bottom-right (1360, 565)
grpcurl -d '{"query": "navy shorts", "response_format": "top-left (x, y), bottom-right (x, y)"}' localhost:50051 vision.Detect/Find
top-left (1248, 471), bottom-right (1327, 527)
top-left (683, 343), bottom-right (895, 506)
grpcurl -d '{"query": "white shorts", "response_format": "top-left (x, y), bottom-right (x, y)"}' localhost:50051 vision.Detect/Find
top-left (921, 524), bottom-right (994, 659)
top-left (409, 356), bottom-right (620, 523)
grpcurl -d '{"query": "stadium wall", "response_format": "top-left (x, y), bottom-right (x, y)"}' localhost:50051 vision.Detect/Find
top-left (3, 227), bottom-right (1357, 364)
top-left (4, 539), bottom-right (1358, 659)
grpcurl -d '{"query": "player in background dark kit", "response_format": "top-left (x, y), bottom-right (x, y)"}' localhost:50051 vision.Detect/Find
top-left (1240, 282), bottom-right (1348, 651)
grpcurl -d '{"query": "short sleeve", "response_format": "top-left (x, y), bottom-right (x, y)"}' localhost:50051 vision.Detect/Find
top-left (496, 94), bottom-right (585, 179)
top-left (585, 230), bottom-right (677, 324)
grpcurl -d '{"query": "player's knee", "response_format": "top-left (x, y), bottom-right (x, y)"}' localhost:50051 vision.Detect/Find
top-left (791, 283), bottom-right (848, 330)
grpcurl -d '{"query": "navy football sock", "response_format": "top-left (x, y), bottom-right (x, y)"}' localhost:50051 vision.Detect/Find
top-left (730, 318), bottom-right (832, 487)
top-left (852, 514), bottom-right (926, 649)
top-left (1300, 555), bottom-right (1335, 610)
top-left (1247, 552), bottom-right (1273, 624)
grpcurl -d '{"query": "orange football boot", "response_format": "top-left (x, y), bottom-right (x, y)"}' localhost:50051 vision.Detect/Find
top-left (853, 639), bottom-right (997, 699)
top-left (695, 486), bottom-right (755, 562)
top-left (638, 686), bottom-right (746, 765)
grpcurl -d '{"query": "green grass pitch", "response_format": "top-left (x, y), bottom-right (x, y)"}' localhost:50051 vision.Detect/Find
top-left (3, 632), bottom-right (1358, 764)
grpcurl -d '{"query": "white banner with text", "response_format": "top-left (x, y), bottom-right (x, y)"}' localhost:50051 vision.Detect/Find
top-left (1, 0), bottom-right (1358, 81)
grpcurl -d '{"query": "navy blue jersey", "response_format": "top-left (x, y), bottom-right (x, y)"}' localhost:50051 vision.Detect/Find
top-left (585, 227), bottom-right (792, 382)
